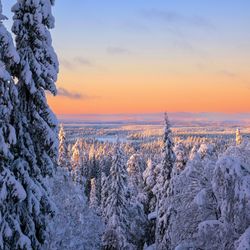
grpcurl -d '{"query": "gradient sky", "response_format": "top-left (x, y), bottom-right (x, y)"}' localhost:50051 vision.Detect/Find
top-left (2, 0), bottom-right (250, 114)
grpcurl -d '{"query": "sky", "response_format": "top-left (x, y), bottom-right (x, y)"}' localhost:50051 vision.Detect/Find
top-left (2, 0), bottom-right (250, 115)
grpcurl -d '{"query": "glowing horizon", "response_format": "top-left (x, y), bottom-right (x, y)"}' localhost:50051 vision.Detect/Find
top-left (3, 0), bottom-right (250, 115)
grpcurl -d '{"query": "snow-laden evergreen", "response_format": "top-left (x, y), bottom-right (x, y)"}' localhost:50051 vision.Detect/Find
top-left (164, 143), bottom-right (218, 249)
top-left (1, 1), bottom-right (59, 248)
top-left (71, 139), bottom-right (84, 184)
top-left (155, 113), bottom-right (176, 249)
top-left (194, 143), bottom-right (250, 249)
top-left (89, 147), bottom-right (102, 205)
top-left (44, 169), bottom-right (104, 250)
top-left (89, 177), bottom-right (99, 212)
top-left (236, 128), bottom-right (243, 145)
top-left (127, 153), bottom-right (145, 198)
top-left (58, 124), bottom-right (70, 171)
top-left (101, 172), bottom-right (109, 218)
top-left (143, 159), bottom-right (157, 209)
top-left (126, 154), bottom-right (148, 248)
top-left (0, 2), bottom-right (24, 248)
top-left (102, 142), bottom-right (134, 249)
top-left (12, 0), bottom-right (59, 176)
top-left (143, 159), bottom-right (158, 246)
top-left (174, 142), bottom-right (188, 173)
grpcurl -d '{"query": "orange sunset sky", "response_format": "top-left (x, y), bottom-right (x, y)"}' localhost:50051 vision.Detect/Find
top-left (4, 0), bottom-right (250, 115)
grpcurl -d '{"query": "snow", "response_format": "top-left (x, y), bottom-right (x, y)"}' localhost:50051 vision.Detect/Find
top-left (8, 174), bottom-right (27, 201)
top-left (194, 188), bottom-right (207, 206)
top-left (148, 211), bottom-right (157, 221)
top-left (17, 235), bottom-right (31, 250)
top-left (0, 129), bottom-right (9, 157)
top-left (2, 106), bottom-right (250, 249)
top-left (44, 169), bottom-right (104, 250)
top-left (0, 1), bottom-right (250, 246)
top-left (7, 125), bottom-right (16, 145)
top-left (144, 243), bottom-right (156, 250)
top-left (235, 227), bottom-right (250, 250)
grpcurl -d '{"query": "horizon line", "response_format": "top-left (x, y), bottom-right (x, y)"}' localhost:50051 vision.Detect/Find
top-left (57, 112), bottom-right (250, 116)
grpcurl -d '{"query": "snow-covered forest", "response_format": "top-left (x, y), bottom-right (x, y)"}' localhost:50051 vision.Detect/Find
top-left (1, 1), bottom-right (250, 250)
top-left (52, 116), bottom-right (250, 250)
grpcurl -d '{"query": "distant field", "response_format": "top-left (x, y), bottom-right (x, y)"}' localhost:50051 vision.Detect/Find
top-left (62, 121), bottom-right (250, 143)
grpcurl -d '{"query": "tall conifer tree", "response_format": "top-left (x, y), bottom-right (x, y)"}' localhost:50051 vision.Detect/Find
top-left (102, 142), bottom-right (134, 249)
top-left (155, 113), bottom-right (176, 249)
top-left (1, 0), bottom-right (60, 248)
top-left (12, 0), bottom-right (59, 176)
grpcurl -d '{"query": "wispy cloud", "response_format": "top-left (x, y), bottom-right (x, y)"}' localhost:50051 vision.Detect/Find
top-left (139, 9), bottom-right (214, 57)
top-left (75, 57), bottom-right (93, 67)
top-left (56, 87), bottom-right (100, 100)
top-left (60, 57), bottom-right (94, 70)
top-left (60, 59), bottom-right (74, 70)
top-left (107, 46), bottom-right (130, 55)
top-left (141, 9), bottom-right (215, 30)
top-left (57, 88), bottom-right (83, 99)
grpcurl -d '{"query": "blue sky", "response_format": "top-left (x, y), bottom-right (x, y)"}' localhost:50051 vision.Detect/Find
top-left (3, 0), bottom-right (250, 61)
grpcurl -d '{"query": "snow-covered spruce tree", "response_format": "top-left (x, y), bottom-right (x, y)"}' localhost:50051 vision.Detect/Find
top-left (89, 177), bottom-right (99, 212)
top-left (236, 128), bottom-right (243, 145)
top-left (90, 148), bottom-right (102, 204)
top-left (71, 141), bottom-right (80, 172)
top-left (101, 172), bottom-right (109, 219)
top-left (102, 142), bottom-right (135, 250)
top-left (155, 113), bottom-right (176, 249)
top-left (127, 196), bottom-right (147, 249)
top-left (0, 3), bottom-right (26, 248)
top-left (99, 142), bottom-right (112, 176)
top-left (174, 141), bottom-right (188, 174)
top-left (127, 153), bottom-right (145, 198)
top-left (12, 0), bottom-right (59, 177)
top-left (165, 144), bottom-right (218, 249)
top-left (85, 144), bottom-right (98, 199)
top-left (58, 124), bottom-right (70, 171)
top-left (2, 0), bottom-right (59, 248)
top-left (44, 168), bottom-right (104, 250)
top-left (89, 144), bottom-right (99, 178)
top-left (123, 154), bottom-right (147, 249)
top-left (143, 158), bottom-right (157, 214)
top-left (143, 159), bottom-right (158, 246)
top-left (71, 139), bottom-right (85, 184)
top-left (192, 144), bottom-right (250, 250)
top-left (189, 143), bottom-right (199, 160)
top-left (126, 154), bottom-right (147, 248)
